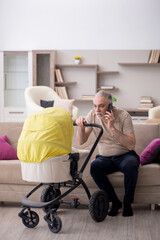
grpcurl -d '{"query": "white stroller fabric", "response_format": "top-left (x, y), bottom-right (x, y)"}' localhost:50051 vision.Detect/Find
top-left (21, 148), bottom-right (89, 183)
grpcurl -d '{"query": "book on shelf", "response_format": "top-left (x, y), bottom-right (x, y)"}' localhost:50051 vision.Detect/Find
top-left (140, 96), bottom-right (152, 101)
top-left (55, 86), bottom-right (69, 99)
top-left (139, 96), bottom-right (153, 109)
top-left (139, 103), bottom-right (153, 108)
top-left (55, 69), bottom-right (69, 99)
top-left (82, 95), bottom-right (94, 100)
top-left (55, 69), bottom-right (64, 83)
top-left (148, 50), bottom-right (160, 63)
top-left (140, 99), bottom-right (152, 103)
top-left (100, 85), bottom-right (114, 90)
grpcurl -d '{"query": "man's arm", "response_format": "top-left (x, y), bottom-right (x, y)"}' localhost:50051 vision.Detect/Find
top-left (76, 117), bottom-right (92, 145)
top-left (109, 128), bottom-right (135, 150)
top-left (104, 110), bottom-right (135, 150)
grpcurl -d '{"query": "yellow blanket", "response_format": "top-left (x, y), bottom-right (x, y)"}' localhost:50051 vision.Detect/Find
top-left (17, 107), bottom-right (74, 163)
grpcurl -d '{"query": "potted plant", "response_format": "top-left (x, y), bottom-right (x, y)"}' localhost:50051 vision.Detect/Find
top-left (74, 55), bottom-right (81, 64)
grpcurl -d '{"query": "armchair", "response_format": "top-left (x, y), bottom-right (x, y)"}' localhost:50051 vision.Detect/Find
top-left (24, 86), bottom-right (79, 121)
top-left (145, 106), bottom-right (160, 124)
top-left (148, 106), bottom-right (160, 119)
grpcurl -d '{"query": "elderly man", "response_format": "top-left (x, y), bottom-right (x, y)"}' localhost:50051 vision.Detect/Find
top-left (76, 90), bottom-right (139, 217)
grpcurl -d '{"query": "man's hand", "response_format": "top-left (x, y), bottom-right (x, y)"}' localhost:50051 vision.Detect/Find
top-left (104, 110), bottom-right (115, 130)
top-left (76, 117), bottom-right (86, 127)
top-left (76, 117), bottom-right (91, 145)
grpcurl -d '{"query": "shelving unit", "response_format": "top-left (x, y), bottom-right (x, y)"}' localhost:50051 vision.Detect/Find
top-left (0, 51), bottom-right (31, 122)
top-left (54, 64), bottom-right (119, 100)
top-left (124, 108), bottom-right (149, 123)
top-left (118, 61), bottom-right (159, 122)
top-left (55, 64), bottom-right (98, 101)
top-left (4, 52), bottom-right (28, 107)
top-left (74, 99), bottom-right (93, 102)
top-left (1, 51), bottom-right (31, 121)
top-left (118, 63), bottom-right (160, 66)
top-left (33, 50), bottom-right (55, 88)
top-left (96, 69), bottom-right (119, 92)
top-left (55, 81), bottom-right (77, 86)
top-left (97, 70), bottom-right (119, 74)
top-left (97, 86), bottom-right (116, 91)
top-left (124, 108), bottom-right (149, 113)
top-left (56, 64), bottom-right (98, 68)
top-left (1, 49), bottom-right (159, 121)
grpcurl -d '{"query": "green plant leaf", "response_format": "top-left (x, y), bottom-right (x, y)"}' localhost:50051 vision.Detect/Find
top-left (112, 96), bottom-right (117, 102)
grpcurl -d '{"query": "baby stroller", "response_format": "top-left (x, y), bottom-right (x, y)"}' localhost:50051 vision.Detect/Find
top-left (18, 107), bottom-right (109, 233)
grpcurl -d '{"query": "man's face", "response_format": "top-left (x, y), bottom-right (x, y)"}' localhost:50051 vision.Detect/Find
top-left (93, 96), bottom-right (109, 119)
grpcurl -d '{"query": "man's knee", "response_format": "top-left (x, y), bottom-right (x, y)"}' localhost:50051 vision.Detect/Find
top-left (90, 156), bottom-right (106, 177)
top-left (123, 156), bottom-right (139, 175)
top-left (90, 159), bottom-right (99, 176)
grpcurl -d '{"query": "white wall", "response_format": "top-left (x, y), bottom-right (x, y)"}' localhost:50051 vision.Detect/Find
top-left (0, 0), bottom-right (160, 50)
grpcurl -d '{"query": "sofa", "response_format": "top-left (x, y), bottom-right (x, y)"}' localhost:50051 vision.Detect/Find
top-left (0, 122), bottom-right (160, 208)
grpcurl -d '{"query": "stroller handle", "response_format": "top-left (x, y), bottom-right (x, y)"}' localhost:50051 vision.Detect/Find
top-left (73, 122), bottom-right (103, 173)
top-left (74, 122), bottom-right (103, 130)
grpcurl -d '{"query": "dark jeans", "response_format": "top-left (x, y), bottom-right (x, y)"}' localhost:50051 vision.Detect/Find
top-left (90, 150), bottom-right (140, 204)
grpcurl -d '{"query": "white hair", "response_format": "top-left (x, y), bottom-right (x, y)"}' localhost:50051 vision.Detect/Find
top-left (94, 90), bottom-right (112, 103)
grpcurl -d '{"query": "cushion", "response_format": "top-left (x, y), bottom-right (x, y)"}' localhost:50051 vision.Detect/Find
top-left (54, 99), bottom-right (75, 115)
top-left (40, 99), bottom-right (54, 108)
top-left (139, 138), bottom-right (160, 165)
top-left (0, 136), bottom-right (18, 160)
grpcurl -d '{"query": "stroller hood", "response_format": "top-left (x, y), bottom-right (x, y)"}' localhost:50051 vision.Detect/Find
top-left (17, 107), bottom-right (74, 163)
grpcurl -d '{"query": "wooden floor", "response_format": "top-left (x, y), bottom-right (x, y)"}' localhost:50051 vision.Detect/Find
top-left (0, 202), bottom-right (160, 240)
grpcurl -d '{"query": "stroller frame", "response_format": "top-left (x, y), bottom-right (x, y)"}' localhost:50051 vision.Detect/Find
top-left (18, 123), bottom-right (109, 233)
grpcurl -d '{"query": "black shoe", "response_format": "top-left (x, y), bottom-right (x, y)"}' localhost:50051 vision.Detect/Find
top-left (122, 203), bottom-right (133, 217)
top-left (108, 201), bottom-right (122, 217)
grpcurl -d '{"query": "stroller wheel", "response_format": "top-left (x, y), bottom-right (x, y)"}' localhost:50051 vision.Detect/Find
top-left (22, 210), bottom-right (39, 228)
top-left (47, 213), bottom-right (62, 233)
top-left (41, 185), bottom-right (61, 213)
top-left (89, 190), bottom-right (109, 222)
